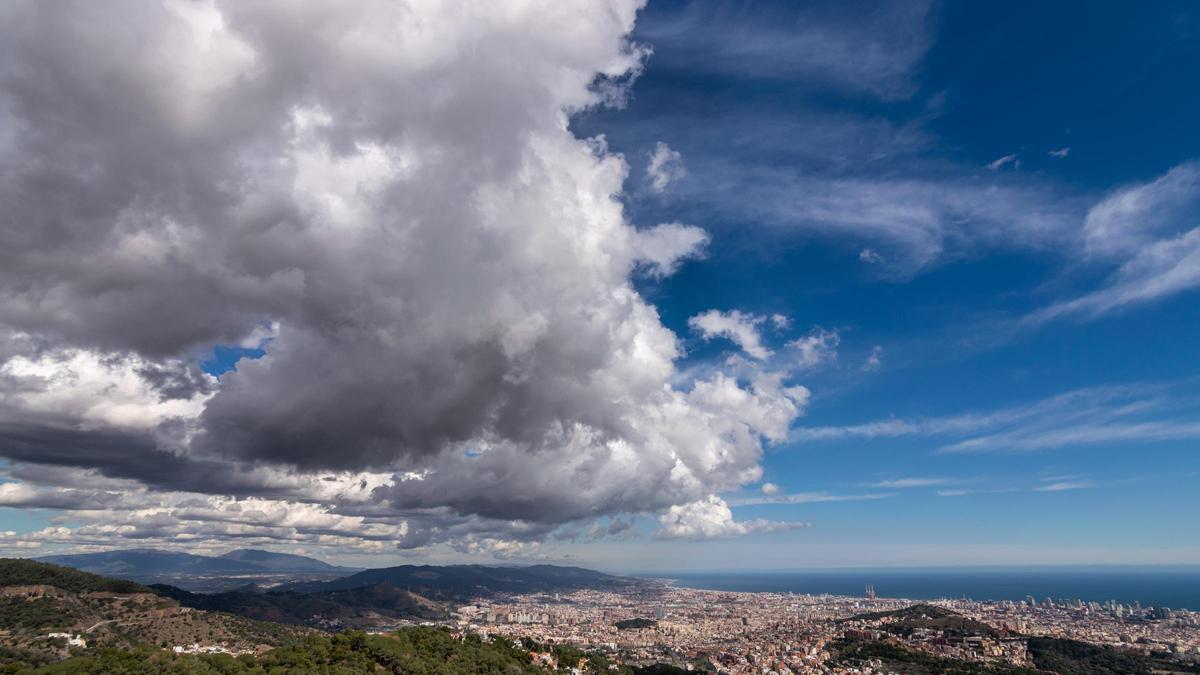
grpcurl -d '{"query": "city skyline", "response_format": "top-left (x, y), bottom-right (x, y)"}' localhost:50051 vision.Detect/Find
top-left (0, 0), bottom-right (1198, 571)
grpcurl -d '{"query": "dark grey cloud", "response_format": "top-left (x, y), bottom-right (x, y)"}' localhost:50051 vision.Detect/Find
top-left (0, 0), bottom-right (805, 552)
top-left (0, 414), bottom-right (286, 498)
top-left (136, 361), bottom-right (219, 402)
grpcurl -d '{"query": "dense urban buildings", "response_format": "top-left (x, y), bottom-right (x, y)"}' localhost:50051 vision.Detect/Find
top-left (451, 583), bottom-right (1200, 673)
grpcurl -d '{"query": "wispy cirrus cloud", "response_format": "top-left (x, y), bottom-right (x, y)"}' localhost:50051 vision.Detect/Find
top-left (614, 0), bottom-right (1098, 284)
top-left (1035, 480), bottom-right (1094, 492)
top-left (1028, 229), bottom-right (1200, 323)
top-left (629, 0), bottom-right (1198, 333)
top-left (939, 419), bottom-right (1200, 454)
top-left (728, 491), bottom-right (896, 507)
top-left (866, 477), bottom-right (946, 488)
top-left (987, 153), bottom-right (1019, 171)
top-left (794, 381), bottom-right (1200, 454)
top-left (1027, 162), bottom-right (1200, 323)
top-left (637, 0), bottom-right (934, 100)
top-left (937, 484), bottom-right (1084, 497)
top-left (677, 167), bottom-right (1084, 277)
top-left (794, 383), bottom-right (1161, 442)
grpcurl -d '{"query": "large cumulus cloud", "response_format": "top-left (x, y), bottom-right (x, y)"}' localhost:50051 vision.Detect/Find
top-left (0, 0), bottom-right (805, 554)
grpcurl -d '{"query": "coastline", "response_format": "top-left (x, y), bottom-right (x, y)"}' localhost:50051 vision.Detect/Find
top-left (635, 567), bottom-right (1200, 611)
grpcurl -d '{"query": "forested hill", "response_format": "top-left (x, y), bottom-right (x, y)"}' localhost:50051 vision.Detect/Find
top-left (0, 558), bottom-right (150, 594)
top-left (217, 549), bottom-right (351, 573)
top-left (0, 559), bottom-right (306, 669)
top-left (277, 563), bottom-right (633, 597)
top-left (834, 602), bottom-right (1200, 675)
top-left (842, 602), bottom-right (1002, 639)
top-left (3, 623), bottom-right (692, 674)
top-left (151, 580), bottom-right (450, 628)
top-left (32, 550), bottom-right (623, 598)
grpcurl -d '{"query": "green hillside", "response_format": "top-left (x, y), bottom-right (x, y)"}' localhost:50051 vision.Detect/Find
top-left (3, 628), bottom-right (693, 674)
top-left (0, 560), bottom-right (150, 595)
top-left (843, 603), bottom-right (1001, 638)
top-left (835, 604), bottom-right (1200, 675)
top-left (1025, 636), bottom-right (1200, 674)
top-left (0, 560), bottom-right (304, 670)
top-left (829, 637), bottom-right (1041, 675)
top-left (152, 581), bottom-right (449, 629)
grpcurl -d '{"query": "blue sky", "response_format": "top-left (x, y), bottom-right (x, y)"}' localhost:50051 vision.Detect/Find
top-left (1, 0), bottom-right (1197, 572)
top-left (567, 0), bottom-right (1200, 569)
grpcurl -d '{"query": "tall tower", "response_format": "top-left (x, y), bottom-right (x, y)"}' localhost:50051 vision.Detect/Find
top-left (865, 584), bottom-right (876, 600)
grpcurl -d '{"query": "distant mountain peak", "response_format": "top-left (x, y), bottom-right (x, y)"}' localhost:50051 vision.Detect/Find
top-left (274, 562), bottom-right (635, 596)
top-left (219, 548), bottom-right (345, 572)
top-left (220, 548), bottom-right (289, 559)
top-left (35, 548), bottom-right (357, 588)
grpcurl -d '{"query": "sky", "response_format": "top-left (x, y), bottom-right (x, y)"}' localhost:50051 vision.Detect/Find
top-left (0, 0), bottom-right (1198, 572)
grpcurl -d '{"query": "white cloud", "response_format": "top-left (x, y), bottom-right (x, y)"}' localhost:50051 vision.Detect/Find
top-left (0, 348), bottom-right (213, 429)
top-left (0, 480), bottom-right (410, 554)
top-left (787, 327), bottom-right (839, 368)
top-left (862, 345), bottom-right (883, 371)
top-left (760, 482), bottom-right (781, 495)
top-left (655, 495), bottom-right (803, 540)
top-left (689, 310), bottom-right (772, 360)
top-left (987, 153), bottom-right (1019, 171)
top-left (1049, 147), bottom-right (1070, 158)
top-left (632, 222), bottom-right (710, 278)
top-left (646, 141), bottom-right (686, 193)
top-left (859, 248), bottom-right (884, 264)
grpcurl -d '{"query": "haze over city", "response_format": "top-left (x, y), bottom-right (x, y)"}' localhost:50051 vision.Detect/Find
top-left (1, 0), bottom-right (1198, 577)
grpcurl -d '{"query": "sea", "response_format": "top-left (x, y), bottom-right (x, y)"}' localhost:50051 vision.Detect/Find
top-left (647, 567), bottom-right (1200, 611)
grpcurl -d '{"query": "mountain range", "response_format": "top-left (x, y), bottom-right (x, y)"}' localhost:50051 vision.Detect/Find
top-left (31, 549), bottom-right (640, 629)
top-left (146, 563), bottom-right (633, 629)
top-left (276, 563), bottom-right (634, 596)
top-left (37, 548), bottom-right (633, 597)
top-left (152, 581), bottom-right (450, 629)
top-left (35, 548), bottom-right (360, 590)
